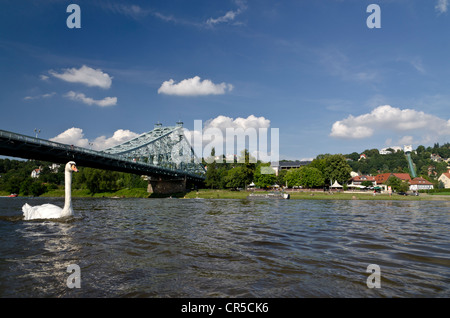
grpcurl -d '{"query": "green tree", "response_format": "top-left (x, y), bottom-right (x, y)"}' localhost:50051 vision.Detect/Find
top-left (205, 148), bottom-right (221, 189)
top-left (298, 166), bottom-right (324, 188)
top-left (29, 180), bottom-right (47, 196)
top-left (316, 154), bottom-right (352, 185)
top-left (253, 163), bottom-right (276, 188)
top-left (86, 168), bottom-right (101, 194)
top-left (276, 169), bottom-right (287, 187)
top-left (224, 166), bottom-right (248, 189)
top-left (386, 176), bottom-right (409, 192)
top-left (285, 168), bottom-right (302, 187)
top-left (6, 176), bottom-right (23, 194)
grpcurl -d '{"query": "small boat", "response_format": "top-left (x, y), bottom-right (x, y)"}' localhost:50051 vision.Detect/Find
top-left (247, 192), bottom-right (290, 200)
top-left (8, 193), bottom-right (18, 197)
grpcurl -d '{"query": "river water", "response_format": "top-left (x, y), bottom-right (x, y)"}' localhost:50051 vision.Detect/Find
top-left (0, 197), bottom-right (449, 298)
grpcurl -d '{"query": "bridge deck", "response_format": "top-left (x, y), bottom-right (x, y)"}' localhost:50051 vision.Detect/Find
top-left (0, 129), bottom-right (205, 182)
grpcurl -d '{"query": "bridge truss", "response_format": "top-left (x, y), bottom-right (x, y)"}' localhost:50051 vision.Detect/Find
top-left (102, 121), bottom-right (205, 177)
top-left (0, 122), bottom-right (205, 182)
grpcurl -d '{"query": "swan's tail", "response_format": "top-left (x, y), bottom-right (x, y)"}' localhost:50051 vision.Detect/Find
top-left (22, 203), bottom-right (32, 220)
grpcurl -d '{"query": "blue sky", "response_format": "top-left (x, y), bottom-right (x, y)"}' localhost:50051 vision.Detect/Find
top-left (1, 0), bottom-right (449, 161)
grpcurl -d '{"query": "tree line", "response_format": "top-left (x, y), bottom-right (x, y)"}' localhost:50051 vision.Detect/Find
top-left (204, 149), bottom-right (352, 190)
top-left (1, 142), bottom-right (448, 195)
top-left (205, 142), bottom-right (449, 191)
top-left (0, 159), bottom-right (147, 196)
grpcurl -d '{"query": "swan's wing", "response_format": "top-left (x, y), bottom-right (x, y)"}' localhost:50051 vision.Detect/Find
top-left (22, 203), bottom-right (63, 220)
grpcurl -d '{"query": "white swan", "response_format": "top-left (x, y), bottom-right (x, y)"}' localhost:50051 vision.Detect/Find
top-left (22, 161), bottom-right (78, 220)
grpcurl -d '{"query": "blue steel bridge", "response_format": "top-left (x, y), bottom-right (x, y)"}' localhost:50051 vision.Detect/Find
top-left (0, 122), bottom-right (206, 194)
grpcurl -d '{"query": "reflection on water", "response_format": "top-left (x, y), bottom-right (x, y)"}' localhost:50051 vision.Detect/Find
top-left (0, 197), bottom-right (449, 297)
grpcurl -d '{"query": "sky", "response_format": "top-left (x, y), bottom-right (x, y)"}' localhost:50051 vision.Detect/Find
top-left (1, 0), bottom-right (449, 162)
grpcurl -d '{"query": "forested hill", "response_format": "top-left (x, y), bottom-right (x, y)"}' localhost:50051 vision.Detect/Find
top-left (343, 143), bottom-right (449, 177)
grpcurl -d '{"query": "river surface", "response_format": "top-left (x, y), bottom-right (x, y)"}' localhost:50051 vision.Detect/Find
top-left (0, 197), bottom-right (449, 298)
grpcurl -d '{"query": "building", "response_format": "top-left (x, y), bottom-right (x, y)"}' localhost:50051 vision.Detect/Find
top-left (271, 160), bottom-right (311, 176)
top-left (438, 171), bottom-right (450, 189)
top-left (375, 173), bottom-right (411, 184)
top-left (349, 175), bottom-right (376, 185)
top-left (379, 146), bottom-right (402, 155)
top-left (431, 154), bottom-right (443, 162)
top-left (409, 177), bottom-right (434, 191)
top-left (31, 168), bottom-right (41, 178)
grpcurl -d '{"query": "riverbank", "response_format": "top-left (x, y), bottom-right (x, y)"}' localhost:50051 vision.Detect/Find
top-left (2, 188), bottom-right (449, 201)
top-left (183, 189), bottom-right (450, 201)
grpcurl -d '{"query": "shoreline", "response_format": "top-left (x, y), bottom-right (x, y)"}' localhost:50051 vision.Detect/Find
top-left (183, 189), bottom-right (450, 201)
top-left (2, 189), bottom-right (449, 201)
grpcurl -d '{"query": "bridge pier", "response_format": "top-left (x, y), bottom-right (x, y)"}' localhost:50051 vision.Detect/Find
top-left (147, 176), bottom-right (186, 194)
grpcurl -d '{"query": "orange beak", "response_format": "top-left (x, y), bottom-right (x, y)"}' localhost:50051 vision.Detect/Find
top-left (72, 165), bottom-right (78, 172)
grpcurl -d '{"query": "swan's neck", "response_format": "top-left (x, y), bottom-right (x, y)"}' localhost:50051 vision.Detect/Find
top-left (63, 170), bottom-right (72, 212)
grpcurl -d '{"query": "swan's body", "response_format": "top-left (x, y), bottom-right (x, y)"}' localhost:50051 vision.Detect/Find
top-left (22, 161), bottom-right (78, 220)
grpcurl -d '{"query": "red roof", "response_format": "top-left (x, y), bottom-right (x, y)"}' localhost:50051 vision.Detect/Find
top-left (393, 173), bottom-right (412, 181)
top-left (375, 173), bottom-right (411, 184)
top-left (409, 177), bottom-right (433, 185)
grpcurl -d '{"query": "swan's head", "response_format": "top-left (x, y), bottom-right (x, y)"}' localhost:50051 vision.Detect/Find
top-left (66, 161), bottom-right (78, 173)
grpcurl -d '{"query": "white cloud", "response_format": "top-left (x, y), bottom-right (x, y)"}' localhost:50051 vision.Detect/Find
top-left (101, 3), bottom-right (150, 20)
top-left (330, 105), bottom-right (450, 142)
top-left (51, 115), bottom-right (275, 162)
top-left (24, 92), bottom-right (56, 100)
top-left (204, 114), bottom-right (270, 131)
top-left (51, 128), bottom-right (139, 151)
top-left (50, 127), bottom-right (90, 148)
top-left (92, 129), bottom-right (140, 150)
top-left (183, 115), bottom-right (273, 162)
top-left (64, 91), bottom-right (117, 107)
top-left (158, 76), bottom-right (233, 96)
top-left (49, 65), bottom-right (113, 89)
top-left (436, 0), bottom-right (448, 13)
top-left (206, 0), bottom-right (247, 26)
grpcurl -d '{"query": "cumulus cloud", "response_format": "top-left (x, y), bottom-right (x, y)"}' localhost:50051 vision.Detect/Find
top-left (50, 127), bottom-right (90, 148)
top-left (49, 65), bottom-right (113, 89)
top-left (183, 115), bottom-right (274, 162)
top-left (92, 129), bottom-right (140, 150)
top-left (436, 0), bottom-right (448, 13)
top-left (158, 76), bottom-right (233, 96)
top-left (51, 128), bottom-right (139, 151)
top-left (330, 105), bottom-right (450, 142)
top-left (204, 114), bottom-right (270, 131)
top-left (64, 91), bottom-right (117, 107)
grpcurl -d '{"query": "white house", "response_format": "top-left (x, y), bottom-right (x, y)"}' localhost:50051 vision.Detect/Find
top-left (31, 168), bottom-right (41, 178)
top-left (379, 146), bottom-right (402, 155)
top-left (409, 177), bottom-right (434, 191)
top-left (438, 171), bottom-right (450, 189)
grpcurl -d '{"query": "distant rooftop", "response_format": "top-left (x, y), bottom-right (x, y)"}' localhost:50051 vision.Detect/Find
top-left (272, 160), bottom-right (312, 168)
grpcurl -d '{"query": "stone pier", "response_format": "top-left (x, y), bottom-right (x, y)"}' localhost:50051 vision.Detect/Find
top-left (147, 176), bottom-right (187, 194)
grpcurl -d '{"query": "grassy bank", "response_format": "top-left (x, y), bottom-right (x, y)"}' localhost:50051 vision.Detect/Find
top-left (4, 188), bottom-right (449, 201)
top-left (183, 189), bottom-right (450, 201)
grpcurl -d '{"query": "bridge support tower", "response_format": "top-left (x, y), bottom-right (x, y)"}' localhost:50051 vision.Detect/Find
top-left (147, 176), bottom-right (187, 194)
